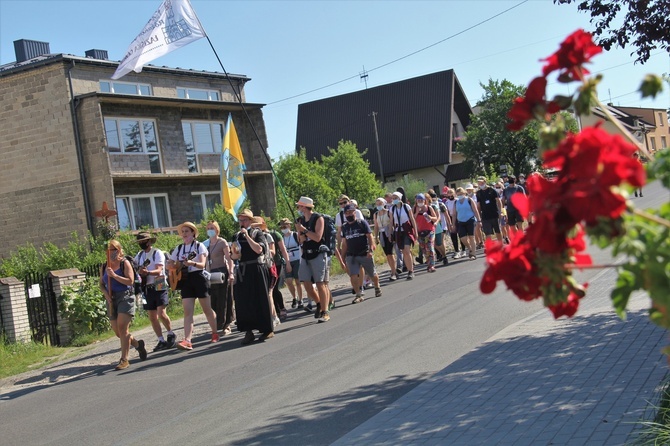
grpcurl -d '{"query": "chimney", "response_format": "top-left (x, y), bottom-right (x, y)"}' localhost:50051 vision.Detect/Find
top-left (85, 49), bottom-right (109, 60)
top-left (13, 39), bottom-right (51, 63)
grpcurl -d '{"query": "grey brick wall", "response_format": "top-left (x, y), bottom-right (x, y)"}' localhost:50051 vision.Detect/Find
top-left (0, 63), bottom-right (88, 257)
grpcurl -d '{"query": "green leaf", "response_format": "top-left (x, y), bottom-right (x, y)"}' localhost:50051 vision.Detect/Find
top-left (611, 269), bottom-right (636, 320)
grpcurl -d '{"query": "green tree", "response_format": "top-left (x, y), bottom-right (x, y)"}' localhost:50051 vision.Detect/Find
top-left (272, 148), bottom-right (337, 222)
top-left (457, 78), bottom-right (578, 178)
top-left (556, 0), bottom-right (670, 64)
top-left (320, 140), bottom-right (384, 208)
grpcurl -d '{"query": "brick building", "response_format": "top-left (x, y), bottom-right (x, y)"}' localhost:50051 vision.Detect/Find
top-left (0, 39), bottom-right (275, 257)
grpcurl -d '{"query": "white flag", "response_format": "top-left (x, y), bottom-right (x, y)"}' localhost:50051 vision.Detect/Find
top-left (111, 0), bottom-right (205, 80)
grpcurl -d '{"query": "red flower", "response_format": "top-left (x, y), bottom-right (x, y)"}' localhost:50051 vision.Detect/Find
top-left (542, 29), bottom-right (602, 81)
top-left (507, 76), bottom-right (561, 131)
top-left (542, 126), bottom-right (645, 223)
top-left (548, 290), bottom-right (583, 319)
top-left (481, 232), bottom-right (543, 301)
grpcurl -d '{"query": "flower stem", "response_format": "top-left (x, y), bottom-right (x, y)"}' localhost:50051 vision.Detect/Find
top-left (565, 263), bottom-right (620, 270)
top-left (633, 208), bottom-right (670, 229)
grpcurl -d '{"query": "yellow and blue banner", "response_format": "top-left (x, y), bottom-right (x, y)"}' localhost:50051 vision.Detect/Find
top-left (221, 113), bottom-right (247, 221)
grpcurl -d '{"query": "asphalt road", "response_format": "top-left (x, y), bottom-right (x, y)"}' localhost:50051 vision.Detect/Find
top-left (0, 182), bottom-right (664, 446)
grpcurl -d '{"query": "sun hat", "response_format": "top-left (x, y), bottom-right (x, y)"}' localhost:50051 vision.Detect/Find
top-left (391, 191), bottom-right (402, 199)
top-left (296, 196), bottom-right (314, 208)
top-left (375, 197), bottom-right (387, 205)
top-left (237, 208), bottom-right (254, 219)
top-left (177, 221), bottom-right (198, 238)
top-left (251, 216), bottom-right (267, 230)
top-left (279, 217), bottom-right (292, 227)
top-left (476, 176), bottom-right (486, 182)
top-left (135, 231), bottom-right (156, 244)
top-left (465, 183), bottom-right (474, 190)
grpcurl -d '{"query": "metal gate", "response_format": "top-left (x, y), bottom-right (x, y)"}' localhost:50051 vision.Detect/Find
top-left (24, 273), bottom-right (61, 346)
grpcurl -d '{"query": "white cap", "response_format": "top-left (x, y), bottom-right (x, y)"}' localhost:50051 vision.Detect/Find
top-left (465, 183), bottom-right (474, 190)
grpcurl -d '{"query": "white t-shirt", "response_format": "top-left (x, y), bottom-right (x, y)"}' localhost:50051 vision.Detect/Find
top-left (392, 203), bottom-right (412, 228)
top-left (283, 231), bottom-right (302, 263)
top-left (169, 241), bottom-right (208, 272)
top-left (134, 248), bottom-right (165, 285)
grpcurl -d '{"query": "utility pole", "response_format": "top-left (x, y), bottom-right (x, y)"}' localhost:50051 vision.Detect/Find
top-left (371, 111), bottom-right (385, 184)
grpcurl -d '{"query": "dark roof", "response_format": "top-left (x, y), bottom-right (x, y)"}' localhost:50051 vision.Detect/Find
top-left (296, 69), bottom-right (472, 177)
top-left (444, 163), bottom-right (470, 183)
top-left (0, 53), bottom-right (250, 82)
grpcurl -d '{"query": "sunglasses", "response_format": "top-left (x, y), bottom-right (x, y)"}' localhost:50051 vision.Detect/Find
top-left (338, 201), bottom-right (348, 205)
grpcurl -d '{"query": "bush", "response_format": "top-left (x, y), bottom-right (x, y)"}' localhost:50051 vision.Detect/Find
top-left (58, 277), bottom-right (110, 341)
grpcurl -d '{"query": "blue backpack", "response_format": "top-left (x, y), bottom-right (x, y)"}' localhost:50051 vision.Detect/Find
top-left (319, 213), bottom-right (337, 256)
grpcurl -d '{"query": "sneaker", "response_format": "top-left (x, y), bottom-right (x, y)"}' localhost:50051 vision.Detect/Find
top-left (241, 331), bottom-right (255, 345)
top-left (153, 340), bottom-right (168, 352)
top-left (136, 339), bottom-right (147, 361)
top-left (176, 340), bottom-right (193, 351)
top-left (211, 333), bottom-right (220, 343)
top-left (329, 301), bottom-right (335, 311)
top-left (351, 287), bottom-right (357, 295)
top-left (402, 266), bottom-right (408, 272)
top-left (364, 279), bottom-right (373, 289)
top-left (451, 252), bottom-right (457, 259)
top-left (115, 358), bottom-right (130, 370)
top-left (273, 316), bottom-right (281, 327)
top-left (375, 287), bottom-right (382, 297)
top-left (279, 309), bottom-right (288, 321)
top-left (359, 287), bottom-right (365, 296)
top-left (166, 333), bottom-right (177, 348)
top-left (406, 271), bottom-right (414, 280)
top-left (415, 256), bottom-right (424, 265)
top-left (223, 327), bottom-right (232, 336)
top-left (352, 295), bottom-right (364, 304)
top-left (291, 298), bottom-right (298, 308)
top-left (314, 303), bottom-right (321, 319)
top-left (443, 257), bottom-right (449, 266)
top-left (389, 275), bottom-right (397, 282)
top-left (304, 303), bottom-right (313, 313)
top-left (318, 311), bottom-right (330, 323)
top-left (395, 267), bottom-right (402, 275)
top-left (259, 331), bottom-right (274, 342)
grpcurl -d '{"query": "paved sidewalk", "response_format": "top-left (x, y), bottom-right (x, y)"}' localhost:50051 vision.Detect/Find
top-left (333, 268), bottom-right (669, 445)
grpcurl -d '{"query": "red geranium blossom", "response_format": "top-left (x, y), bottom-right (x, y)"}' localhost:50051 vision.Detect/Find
top-left (548, 290), bottom-right (584, 319)
top-left (542, 126), bottom-right (645, 223)
top-left (507, 76), bottom-right (561, 131)
top-left (542, 29), bottom-right (602, 81)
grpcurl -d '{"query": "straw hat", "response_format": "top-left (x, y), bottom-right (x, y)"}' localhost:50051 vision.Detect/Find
top-left (237, 208), bottom-right (254, 219)
top-left (251, 216), bottom-right (267, 230)
top-left (296, 196), bottom-right (314, 208)
top-left (177, 221), bottom-right (198, 238)
top-left (135, 231), bottom-right (156, 244)
top-left (279, 217), bottom-right (292, 227)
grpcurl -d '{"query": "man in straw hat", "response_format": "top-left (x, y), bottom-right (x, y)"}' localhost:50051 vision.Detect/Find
top-left (230, 209), bottom-right (275, 344)
top-left (295, 196), bottom-right (332, 323)
top-left (134, 232), bottom-right (176, 351)
top-left (167, 222), bottom-right (219, 350)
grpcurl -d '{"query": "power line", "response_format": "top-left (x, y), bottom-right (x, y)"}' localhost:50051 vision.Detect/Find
top-left (266, 0), bottom-right (529, 106)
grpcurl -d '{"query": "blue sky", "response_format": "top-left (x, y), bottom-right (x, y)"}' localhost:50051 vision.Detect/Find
top-left (2, 0), bottom-right (669, 162)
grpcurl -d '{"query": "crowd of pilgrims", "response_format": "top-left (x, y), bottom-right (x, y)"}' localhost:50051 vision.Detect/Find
top-left (100, 174), bottom-right (529, 370)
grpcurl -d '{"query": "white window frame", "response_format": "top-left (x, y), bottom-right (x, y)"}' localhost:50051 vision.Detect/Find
top-left (104, 117), bottom-right (161, 154)
top-left (100, 80), bottom-right (152, 96)
top-left (177, 87), bottom-right (220, 101)
top-left (182, 120), bottom-right (224, 154)
top-left (191, 191), bottom-right (221, 221)
top-left (116, 194), bottom-right (172, 230)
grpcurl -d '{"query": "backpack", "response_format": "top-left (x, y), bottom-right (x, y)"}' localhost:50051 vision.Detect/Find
top-left (319, 213), bottom-right (337, 255)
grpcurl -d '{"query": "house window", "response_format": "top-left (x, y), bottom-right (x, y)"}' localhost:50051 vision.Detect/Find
top-left (100, 80), bottom-right (151, 96)
top-left (116, 194), bottom-right (171, 230)
top-left (650, 137), bottom-right (657, 151)
top-left (177, 87), bottom-right (220, 101)
top-left (659, 112), bottom-right (664, 126)
top-left (662, 136), bottom-right (667, 149)
top-left (192, 192), bottom-right (221, 221)
top-left (104, 117), bottom-right (161, 173)
top-left (182, 121), bottom-right (224, 173)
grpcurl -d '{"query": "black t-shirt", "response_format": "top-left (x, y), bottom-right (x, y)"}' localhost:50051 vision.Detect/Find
top-left (341, 219), bottom-right (372, 256)
top-left (476, 187), bottom-right (500, 219)
top-left (503, 185), bottom-right (526, 211)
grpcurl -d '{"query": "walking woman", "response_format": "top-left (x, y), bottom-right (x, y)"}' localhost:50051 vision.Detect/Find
top-left (205, 220), bottom-right (235, 336)
top-left (413, 193), bottom-right (438, 272)
top-left (453, 187), bottom-right (483, 260)
top-left (168, 222), bottom-right (219, 350)
top-left (100, 239), bottom-right (147, 370)
top-left (230, 209), bottom-right (274, 344)
top-left (373, 197), bottom-right (397, 281)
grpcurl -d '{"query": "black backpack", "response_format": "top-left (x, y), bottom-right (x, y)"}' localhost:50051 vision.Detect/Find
top-left (103, 255), bottom-right (143, 294)
top-left (319, 213), bottom-right (337, 255)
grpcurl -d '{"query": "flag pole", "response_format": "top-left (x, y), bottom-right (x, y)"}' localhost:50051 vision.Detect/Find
top-left (189, 2), bottom-right (296, 221)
